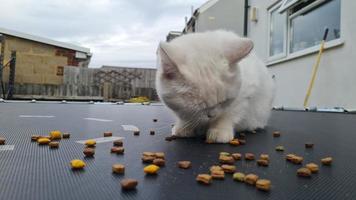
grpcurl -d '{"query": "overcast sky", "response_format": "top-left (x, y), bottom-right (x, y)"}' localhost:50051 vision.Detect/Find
top-left (0, 0), bottom-right (206, 68)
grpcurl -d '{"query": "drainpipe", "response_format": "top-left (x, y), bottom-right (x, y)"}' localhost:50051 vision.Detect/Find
top-left (244, 0), bottom-right (249, 37)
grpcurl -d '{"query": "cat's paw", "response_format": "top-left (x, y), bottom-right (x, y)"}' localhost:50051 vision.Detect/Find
top-left (206, 128), bottom-right (234, 143)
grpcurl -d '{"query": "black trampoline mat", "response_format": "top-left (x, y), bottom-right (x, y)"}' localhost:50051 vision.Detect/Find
top-left (0, 102), bottom-right (355, 200)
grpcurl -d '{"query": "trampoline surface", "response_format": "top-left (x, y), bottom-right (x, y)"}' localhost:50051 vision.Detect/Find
top-left (0, 102), bottom-right (355, 200)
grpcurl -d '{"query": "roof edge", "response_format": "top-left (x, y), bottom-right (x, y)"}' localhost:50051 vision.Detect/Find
top-left (0, 27), bottom-right (90, 54)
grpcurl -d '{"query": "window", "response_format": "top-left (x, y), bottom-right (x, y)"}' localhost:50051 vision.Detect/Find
top-left (57, 66), bottom-right (64, 76)
top-left (268, 0), bottom-right (341, 60)
top-left (290, 0), bottom-right (341, 53)
top-left (269, 4), bottom-right (287, 58)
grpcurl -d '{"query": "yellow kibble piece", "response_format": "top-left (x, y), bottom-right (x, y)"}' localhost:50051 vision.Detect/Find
top-left (70, 159), bottom-right (86, 169)
top-left (143, 164), bottom-right (160, 174)
top-left (85, 139), bottom-right (96, 147)
top-left (37, 138), bottom-right (51, 145)
top-left (50, 130), bottom-right (62, 140)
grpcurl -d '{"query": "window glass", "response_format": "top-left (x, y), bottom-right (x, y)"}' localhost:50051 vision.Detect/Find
top-left (269, 8), bottom-right (286, 57)
top-left (290, 0), bottom-right (341, 53)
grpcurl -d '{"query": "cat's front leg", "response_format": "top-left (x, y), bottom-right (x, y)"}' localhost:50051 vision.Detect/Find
top-left (172, 119), bottom-right (195, 137)
top-left (206, 115), bottom-right (234, 143)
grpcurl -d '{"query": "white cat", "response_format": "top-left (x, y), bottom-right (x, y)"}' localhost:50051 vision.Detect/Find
top-left (156, 30), bottom-right (274, 143)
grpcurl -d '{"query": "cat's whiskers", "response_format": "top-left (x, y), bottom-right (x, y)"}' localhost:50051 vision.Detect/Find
top-left (178, 110), bottom-right (202, 133)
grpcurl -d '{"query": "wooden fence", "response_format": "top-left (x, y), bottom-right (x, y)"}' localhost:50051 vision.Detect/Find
top-left (7, 66), bottom-right (157, 101)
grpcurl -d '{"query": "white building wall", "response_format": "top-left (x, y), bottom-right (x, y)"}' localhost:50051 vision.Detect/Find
top-left (248, 0), bottom-right (356, 109)
top-left (195, 0), bottom-right (245, 36)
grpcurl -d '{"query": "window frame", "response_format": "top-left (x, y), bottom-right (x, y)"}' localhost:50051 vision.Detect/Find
top-left (267, 2), bottom-right (288, 61)
top-left (267, 0), bottom-right (342, 63)
top-left (278, 0), bottom-right (301, 13)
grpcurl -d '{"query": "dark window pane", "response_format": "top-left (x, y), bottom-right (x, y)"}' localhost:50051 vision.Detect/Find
top-left (290, 0), bottom-right (340, 53)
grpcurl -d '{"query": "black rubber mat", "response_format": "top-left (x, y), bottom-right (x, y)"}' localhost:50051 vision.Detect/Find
top-left (0, 102), bottom-right (355, 200)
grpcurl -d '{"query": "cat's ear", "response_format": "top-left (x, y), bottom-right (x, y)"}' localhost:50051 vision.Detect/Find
top-left (158, 42), bottom-right (180, 79)
top-left (224, 38), bottom-right (254, 64)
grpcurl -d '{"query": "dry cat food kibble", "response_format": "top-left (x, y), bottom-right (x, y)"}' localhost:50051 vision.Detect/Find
top-left (232, 153), bottom-right (242, 160)
top-left (209, 165), bottom-right (222, 173)
top-left (113, 140), bottom-right (123, 147)
top-left (273, 131), bottom-right (281, 137)
top-left (49, 141), bottom-right (59, 148)
top-left (291, 156), bottom-right (303, 164)
top-left (306, 163), bottom-right (319, 173)
top-left (244, 174), bottom-right (259, 185)
top-left (275, 146), bottom-right (284, 151)
top-left (221, 165), bottom-right (236, 173)
top-left (83, 148), bottom-right (95, 157)
top-left (115, 147), bottom-right (125, 154)
top-left (111, 147), bottom-right (121, 153)
top-left (233, 172), bottom-right (245, 182)
top-left (133, 131), bottom-right (140, 136)
top-left (260, 154), bottom-right (269, 161)
top-left (211, 169), bottom-right (225, 179)
top-left (142, 156), bottom-right (155, 163)
top-left (0, 137), bottom-right (5, 145)
top-left (112, 164), bottom-right (125, 174)
top-left (256, 179), bottom-right (271, 191)
top-left (103, 131), bottom-right (112, 137)
top-left (85, 139), bottom-right (96, 147)
top-left (37, 138), bottom-right (51, 145)
top-left (155, 152), bottom-right (165, 159)
top-left (62, 133), bottom-right (70, 139)
top-left (305, 143), bottom-right (314, 148)
top-left (229, 139), bottom-right (240, 146)
top-left (120, 179), bottom-right (138, 190)
top-left (143, 152), bottom-right (155, 157)
top-left (196, 174), bottom-right (212, 185)
top-left (153, 158), bottom-right (165, 166)
top-left (142, 152), bottom-right (166, 164)
top-left (238, 139), bottom-right (246, 145)
top-left (144, 164), bottom-right (160, 174)
top-left (178, 161), bottom-right (191, 169)
top-left (244, 153), bottom-right (255, 161)
top-left (286, 154), bottom-right (296, 161)
top-left (150, 130), bottom-right (155, 135)
top-left (219, 155), bottom-right (235, 164)
top-left (297, 167), bottom-right (311, 177)
top-left (321, 157), bottom-right (333, 165)
top-left (40, 136), bottom-right (51, 139)
top-left (257, 159), bottom-right (269, 166)
top-left (70, 159), bottom-right (86, 170)
top-left (31, 135), bottom-right (40, 141)
top-left (50, 131), bottom-right (62, 140)
top-left (220, 152), bottom-right (230, 156)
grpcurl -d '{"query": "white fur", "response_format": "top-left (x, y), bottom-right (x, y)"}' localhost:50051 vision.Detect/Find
top-left (156, 30), bottom-right (274, 143)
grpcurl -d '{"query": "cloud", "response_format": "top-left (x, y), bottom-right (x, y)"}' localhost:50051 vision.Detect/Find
top-left (0, 0), bottom-right (206, 68)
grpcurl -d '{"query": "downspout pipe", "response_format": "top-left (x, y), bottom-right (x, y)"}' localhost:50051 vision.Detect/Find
top-left (244, 0), bottom-right (249, 37)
